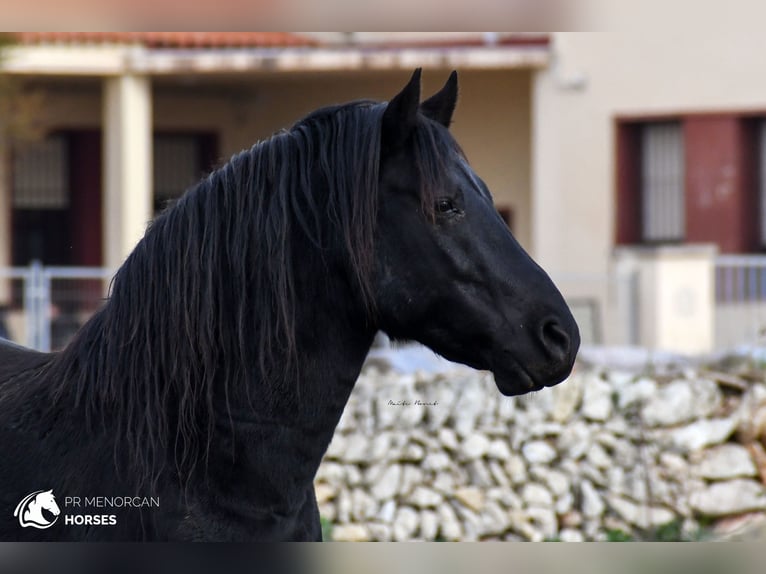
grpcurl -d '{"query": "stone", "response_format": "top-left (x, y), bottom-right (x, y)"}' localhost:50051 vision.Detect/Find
top-left (393, 506), bottom-right (420, 541)
top-left (616, 377), bottom-right (657, 410)
top-left (314, 483), bottom-right (336, 504)
top-left (607, 370), bottom-right (635, 388)
top-left (342, 434), bottom-right (370, 463)
top-left (607, 467), bottom-right (627, 495)
top-left (378, 499), bottom-right (397, 523)
top-left (398, 464), bottom-right (424, 497)
top-left (461, 432), bottom-right (491, 460)
top-left (335, 407), bottom-right (356, 432)
top-left (467, 459), bottom-right (494, 488)
top-left (370, 432), bottom-right (393, 461)
top-left (581, 377), bottom-right (613, 421)
top-left (586, 443), bottom-right (612, 470)
top-left (539, 469), bottom-right (571, 498)
top-left (437, 503), bottom-right (463, 540)
top-left (423, 451), bottom-right (452, 472)
top-left (508, 510), bottom-right (544, 542)
top-left (410, 429), bottom-right (440, 451)
top-left (324, 434), bottom-right (347, 460)
top-left (400, 443), bottom-right (426, 462)
top-left (549, 372), bottom-right (584, 422)
top-left (351, 488), bottom-right (377, 521)
top-left (497, 397), bottom-right (517, 421)
top-left (400, 401), bottom-right (425, 427)
top-left (431, 471), bottom-right (456, 494)
top-left (557, 421), bottom-right (592, 460)
top-left (526, 506), bottom-right (559, 539)
top-left (487, 487), bottom-right (523, 510)
top-left (580, 479), bottom-right (605, 518)
top-left (689, 479), bottom-right (766, 516)
top-left (560, 510), bottom-right (583, 529)
top-left (336, 488), bottom-right (352, 523)
top-left (521, 483), bottom-right (554, 507)
top-left (420, 510), bottom-right (439, 540)
top-left (438, 427), bottom-right (459, 450)
top-left (453, 385), bottom-right (486, 436)
top-left (454, 487), bottom-right (486, 512)
top-left (505, 455), bottom-right (528, 484)
top-left (605, 495), bottom-right (676, 529)
top-left (482, 501), bottom-right (511, 535)
top-left (332, 524), bottom-right (371, 542)
top-left (555, 492), bottom-right (574, 514)
top-left (692, 444), bottom-right (757, 480)
top-left (659, 452), bottom-right (688, 478)
top-left (580, 462), bottom-right (608, 487)
top-left (559, 528), bottom-right (585, 542)
top-left (667, 417), bottom-right (738, 452)
top-left (453, 503), bottom-right (481, 541)
top-left (488, 460), bottom-right (511, 489)
top-left (425, 385), bottom-right (456, 429)
top-left (487, 439), bottom-right (512, 461)
top-left (315, 462), bottom-right (345, 485)
top-left (641, 378), bottom-right (721, 427)
top-left (409, 486), bottom-right (443, 508)
top-left (367, 523), bottom-right (393, 542)
top-left (522, 440), bottom-right (557, 465)
top-left (345, 465), bottom-right (363, 486)
top-left (612, 438), bottom-right (639, 468)
top-left (370, 464), bottom-right (401, 501)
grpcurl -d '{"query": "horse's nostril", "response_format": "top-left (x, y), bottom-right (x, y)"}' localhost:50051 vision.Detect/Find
top-left (540, 319), bottom-right (571, 359)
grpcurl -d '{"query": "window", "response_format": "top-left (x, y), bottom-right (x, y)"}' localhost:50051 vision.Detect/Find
top-left (640, 122), bottom-right (684, 242)
top-left (12, 135), bottom-right (69, 209)
top-left (760, 120), bottom-right (766, 246)
top-left (153, 134), bottom-right (203, 214)
top-left (11, 134), bottom-right (73, 265)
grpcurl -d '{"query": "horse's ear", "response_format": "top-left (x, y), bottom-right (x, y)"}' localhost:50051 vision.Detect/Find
top-left (420, 70), bottom-right (458, 128)
top-left (381, 68), bottom-right (422, 151)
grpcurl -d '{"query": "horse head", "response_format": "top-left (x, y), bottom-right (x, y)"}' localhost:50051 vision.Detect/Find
top-left (36, 490), bottom-right (61, 517)
top-left (374, 69), bottom-right (580, 396)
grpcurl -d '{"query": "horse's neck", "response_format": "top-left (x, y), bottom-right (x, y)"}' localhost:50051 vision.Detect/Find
top-left (25, 499), bottom-right (44, 520)
top-left (211, 305), bottom-right (376, 516)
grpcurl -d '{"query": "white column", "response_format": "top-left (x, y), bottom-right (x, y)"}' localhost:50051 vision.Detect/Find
top-left (102, 73), bottom-right (152, 271)
top-left (530, 63), bottom-right (563, 271)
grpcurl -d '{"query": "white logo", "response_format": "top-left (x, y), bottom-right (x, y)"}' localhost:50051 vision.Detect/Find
top-left (13, 490), bottom-right (61, 529)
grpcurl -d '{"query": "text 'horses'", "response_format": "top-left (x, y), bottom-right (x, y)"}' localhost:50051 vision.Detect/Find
top-left (0, 70), bottom-right (579, 541)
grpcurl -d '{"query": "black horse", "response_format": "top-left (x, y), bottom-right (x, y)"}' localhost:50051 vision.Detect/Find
top-left (0, 70), bottom-right (579, 541)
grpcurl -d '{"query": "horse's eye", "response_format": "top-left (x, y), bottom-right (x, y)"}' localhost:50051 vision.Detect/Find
top-left (435, 199), bottom-right (455, 214)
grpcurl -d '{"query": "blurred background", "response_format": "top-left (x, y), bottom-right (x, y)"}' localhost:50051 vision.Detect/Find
top-left (4, 31), bottom-right (766, 354)
top-left (1, 31), bottom-right (766, 542)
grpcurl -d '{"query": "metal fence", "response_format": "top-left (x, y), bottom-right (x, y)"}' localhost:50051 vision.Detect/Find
top-left (715, 255), bottom-right (766, 349)
top-left (5, 259), bottom-right (760, 354)
top-left (0, 262), bottom-right (113, 352)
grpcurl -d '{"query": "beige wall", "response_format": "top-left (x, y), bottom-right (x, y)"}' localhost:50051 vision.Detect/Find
top-left (533, 32), bottom-right (766, 276)
top-left (155, 69), bottom-right (533, 247)
top-left (0, 69), bottom-right (533, 274)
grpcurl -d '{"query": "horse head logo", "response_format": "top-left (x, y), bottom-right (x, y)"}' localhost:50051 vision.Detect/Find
top-left (13, 490), bottom-right (61, 529)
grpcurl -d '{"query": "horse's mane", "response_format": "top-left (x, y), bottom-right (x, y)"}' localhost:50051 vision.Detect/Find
top-left (31, 100), bottom-right (455, 490)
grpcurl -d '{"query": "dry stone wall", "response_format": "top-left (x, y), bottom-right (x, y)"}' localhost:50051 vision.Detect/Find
top-left (315, 349), bottom-right (766, 541)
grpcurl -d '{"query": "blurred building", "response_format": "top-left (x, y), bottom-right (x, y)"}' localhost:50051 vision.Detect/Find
top-left (3, 32), bottom-right (766, 353)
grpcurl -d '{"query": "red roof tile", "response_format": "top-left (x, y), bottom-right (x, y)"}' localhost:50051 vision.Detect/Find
top-left (14, 32), bottom-right (317, 48)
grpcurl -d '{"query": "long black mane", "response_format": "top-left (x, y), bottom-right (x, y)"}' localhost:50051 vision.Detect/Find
top-left (6, 99), bottom-right (454, 491)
